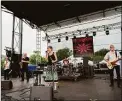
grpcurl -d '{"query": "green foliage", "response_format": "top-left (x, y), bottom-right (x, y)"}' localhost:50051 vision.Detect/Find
top-left (56, 48), bottom-right (72, 61)
top-left (94, 48), bottom-right (109, 56)
top-left (1, 58), bottom-right (5, 68)
top-left (29, 51), bottom-right (47, 65)
top-left (90, 48), bottom-right (109, 62)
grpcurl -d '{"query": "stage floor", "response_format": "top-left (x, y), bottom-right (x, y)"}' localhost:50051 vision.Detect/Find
top-left (1, 74), bottom-right (122, 101)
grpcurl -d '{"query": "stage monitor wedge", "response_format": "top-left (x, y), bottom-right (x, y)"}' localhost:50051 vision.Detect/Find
top-left (30, 86), bottom-right (53, 101)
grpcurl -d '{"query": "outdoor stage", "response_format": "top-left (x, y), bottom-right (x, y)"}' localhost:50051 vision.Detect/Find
top-left (1, 74), bottom-right (121, 101)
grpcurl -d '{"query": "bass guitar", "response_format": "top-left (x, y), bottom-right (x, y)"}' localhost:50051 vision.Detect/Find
top-left (107, 58), bottom-right (122, 69)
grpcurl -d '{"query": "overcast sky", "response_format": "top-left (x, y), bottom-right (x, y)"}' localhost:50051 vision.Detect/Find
top-left (2, 11), bottom-right (121, 57)
top-left (2, 11), bottom-right (47, 57)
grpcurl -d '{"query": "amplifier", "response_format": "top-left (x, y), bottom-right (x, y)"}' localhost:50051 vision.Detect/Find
top-left (30, 86), bottom-right (53, 101)
top-left (1, 80), bottom-right (13, 90)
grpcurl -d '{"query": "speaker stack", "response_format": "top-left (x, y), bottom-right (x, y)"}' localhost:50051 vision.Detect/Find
top-left (83, 57), bottom-right (94, 78)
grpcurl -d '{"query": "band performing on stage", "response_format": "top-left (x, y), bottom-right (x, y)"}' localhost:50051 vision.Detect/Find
top-left (3, 45), bottom-right (121, 90)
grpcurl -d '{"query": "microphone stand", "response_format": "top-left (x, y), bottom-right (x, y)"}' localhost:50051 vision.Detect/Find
top-left (51, 63), bottom-right (55, 91)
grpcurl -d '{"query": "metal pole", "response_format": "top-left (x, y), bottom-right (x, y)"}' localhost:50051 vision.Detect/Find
top-left (121, 5), bottom-right (122, 100)
top-left (40, 30), bottom-right (41, 63)
top-left (19, 19), bottom-right (23, 61)
top-left (11, 14), bottom-right (15, 63)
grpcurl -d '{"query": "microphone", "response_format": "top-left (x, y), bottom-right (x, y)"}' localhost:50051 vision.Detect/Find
top-left (45, 51), bottom-right (47, 54)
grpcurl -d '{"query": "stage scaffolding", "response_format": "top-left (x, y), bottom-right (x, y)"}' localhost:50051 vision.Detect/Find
top-left (11, 15), bottom-right (23, 55)
top-left (36, 29), bottom-right (42, 64)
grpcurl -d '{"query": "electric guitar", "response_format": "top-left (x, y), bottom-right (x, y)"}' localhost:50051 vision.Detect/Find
top-left (107, 58), bottom-right (122, 69)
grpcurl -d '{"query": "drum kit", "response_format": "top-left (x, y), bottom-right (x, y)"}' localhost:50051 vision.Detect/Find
top-left (32, 57), bottom-right (93, 83)
top-left (55, 58), bottom-right (85, 81)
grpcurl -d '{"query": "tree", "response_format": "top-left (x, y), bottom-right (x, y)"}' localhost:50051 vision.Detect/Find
top-left (56, 48), bottom-right (72, 61)
top-left (29, 51), bottom-right (47, 65)
top-left (94, 48), bottom-right (109, 56)
top-left (90, 48), bottom-right (109, 63)
top-left (1, 58), bottom-right (5, 68)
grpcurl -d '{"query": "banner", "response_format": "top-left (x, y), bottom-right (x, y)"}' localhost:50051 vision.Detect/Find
top-left (72, 36), bottom-right (94, 57)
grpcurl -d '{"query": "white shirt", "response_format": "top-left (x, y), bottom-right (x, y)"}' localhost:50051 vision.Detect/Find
top-left (104, 51), bottom-right (121, 65)
top-left (4, 61), bottom-right (10, 70)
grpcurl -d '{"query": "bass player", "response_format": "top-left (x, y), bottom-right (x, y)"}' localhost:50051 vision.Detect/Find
top-left (104, 45), bottom-right (121, 88)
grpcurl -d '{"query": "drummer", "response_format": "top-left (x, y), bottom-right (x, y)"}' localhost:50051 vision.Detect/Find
top-left (63, 57), bottom-right (69, 68)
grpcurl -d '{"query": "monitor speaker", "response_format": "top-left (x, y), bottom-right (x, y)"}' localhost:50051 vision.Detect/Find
top-left (1, 80), bottom-right (13, 90)
top-left (30, 86), bottom-right (53, 101)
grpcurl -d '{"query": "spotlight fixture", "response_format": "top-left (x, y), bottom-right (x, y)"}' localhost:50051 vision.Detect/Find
top-left (93, 31), bottom-right (96, 36)
top-left (47, 39), bottom-right (50, 43)
top-left (66, 36), bottom-right (68, 41)
top-left (106, 30), bottom-right (109, 35)
top-left (77, 30), bottom-right (82, 35)
top-left (58, 38), bottom-right (61, 42)
top-left (73, 36), bottom-right (76, 39)
top-left (86, 34), bottom-right (89, 37)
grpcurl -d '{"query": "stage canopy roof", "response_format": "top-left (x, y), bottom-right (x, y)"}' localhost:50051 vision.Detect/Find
top-left (1, 1), bottom-right (122, 29)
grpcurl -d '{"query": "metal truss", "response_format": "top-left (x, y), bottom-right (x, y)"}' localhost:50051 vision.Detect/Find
top-left (41, 6), bottom-right (121, 33)
top-left (1, 5), bottom-right (13, 14)
top-left (42, 21), bottom-right (121, 41)
top-left (2, 6), bottom-right (38, 30)
top-left (11, 15), bottom-right (23, 55)
top-left (23, 19), bottom-right (38, 29)
top-left (36, 29), bottom-right (41, 53)
top-left (36, 29), bottom-right (42, 64)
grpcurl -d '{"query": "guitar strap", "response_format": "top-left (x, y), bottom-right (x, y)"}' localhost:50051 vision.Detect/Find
top-left (115, 51), bottom-right (117, 58)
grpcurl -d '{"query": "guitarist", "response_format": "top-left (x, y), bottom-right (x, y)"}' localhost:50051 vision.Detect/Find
top-left (104, 45), bottom-right (121, 88)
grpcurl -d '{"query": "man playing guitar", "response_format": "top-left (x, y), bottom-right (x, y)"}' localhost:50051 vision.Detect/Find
top-left (104, 45), bottom-right (121, 88)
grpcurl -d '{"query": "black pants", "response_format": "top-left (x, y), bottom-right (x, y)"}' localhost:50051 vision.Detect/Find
top-left (21, 68), bottom-right (29, 81)
top-left (4, 69), bottom-right (10, 80)
top-left (109, 65), bottom-right (120, 86)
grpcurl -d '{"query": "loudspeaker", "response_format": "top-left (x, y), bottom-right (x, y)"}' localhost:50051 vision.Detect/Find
top-left (83, 57), bottom-right (88, 67)
top-left (11, 54), bottom-right (22, 63)
top-left (1, 80), bottom-right (13, 90)
top-left (30, 86), bottom-right (53, 101)
top-left (89, 66), bottom-right (94, 77)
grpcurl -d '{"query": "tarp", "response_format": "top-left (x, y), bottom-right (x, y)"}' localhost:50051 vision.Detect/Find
top-left (2, 1), bottom-right (121, 27)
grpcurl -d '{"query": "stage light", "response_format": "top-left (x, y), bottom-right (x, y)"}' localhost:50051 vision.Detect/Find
top-left (74, 36), bottom-right (76, 39)
top-left (58, 38), bottom-right (61, 42)
top-left (47, 39), bottom-right (50, 43)
top-left (106, 30), bottom-right (109, 35)
top-left (86, 34), bottom-right (89, 37)
top-left (66, 36), bottom-right (68, 41)
top-left (77, 30), bottom-right (82, 35)
top-left (93, 31), bottom-right (96, 36)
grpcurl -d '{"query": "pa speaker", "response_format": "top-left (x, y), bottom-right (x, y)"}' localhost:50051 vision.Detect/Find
top-left (11, 54), bottom-right (22, 63)
top-left (83, 57), bottom-right (88, 67)
top-left (1, 80), bottom-right (13, 90)
top-left (30, 86), bottom-right (53, 101)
